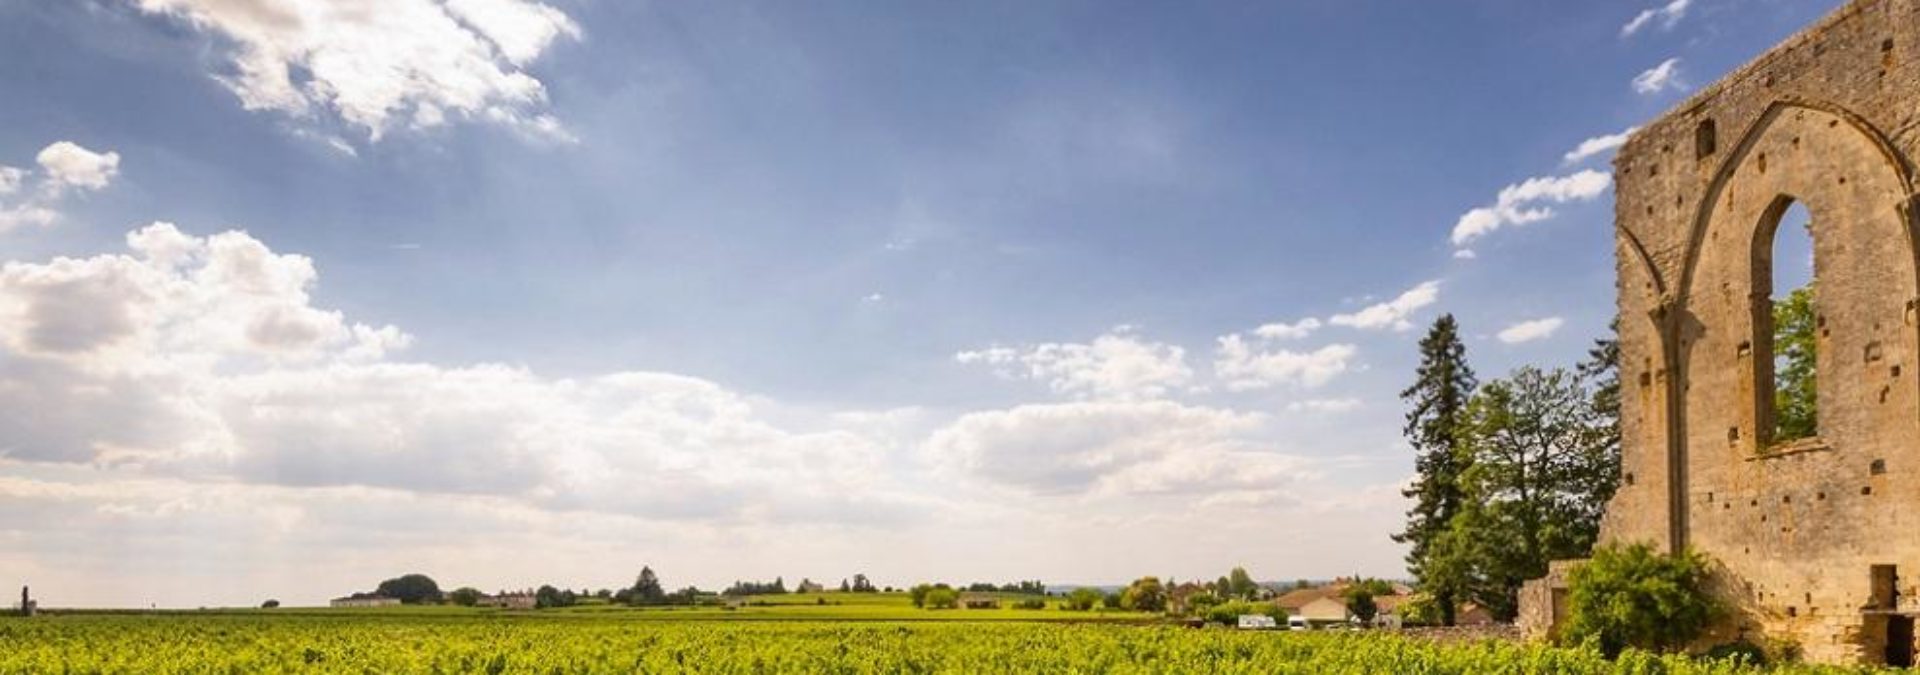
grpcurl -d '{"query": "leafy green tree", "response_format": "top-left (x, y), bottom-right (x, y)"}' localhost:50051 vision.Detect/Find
top-left (1438, 366), bottom-right (1622, 620)
top-left (1346, 589), bottom-right (1378, 624)
top-left (1395, 314), bottom-right (1478, 626)
top-left (447, 587), bottom-right (483, 607)
top-left (1226, 567), bottom-right (1259, 600)
top-left (375, 574), bottom-right (443, 605)
top-left (630, 567), bottom-right (666, 606)
top-left (908, 583), bottom-right (934, 608)
top-left (851, 574), bottom-right (875, 593)
top-left (260, 599), bottom-right (280, 609)
top-left (1120, 577), bottom-right (1167, 613)
top-left (534, 585), bottom-right (577, 609)
top-left (1560, 544), bottom-right (1716, 658)
top-left (1773, 285), bottom-right (1818, 442)
top-left (1101, 591), bottom-right (1123, 610)
top-left (1063, 587), bottom-right (1103, 611)
top-left (923, 587), bottom-right (959, 609)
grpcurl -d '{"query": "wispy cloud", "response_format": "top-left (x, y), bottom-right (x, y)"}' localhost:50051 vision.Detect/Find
top-left (957, 326), bottom-right (1193, 401)
top-left (0, 141), bottom-right (120, 233)
top-left (1497, 317), bottom-right (1566, 344)
top-left (1564, 127), bottom-right (1638, 165)
top-left (1328, 280), bottom-right (1441, 332)
top-left (1632, 58), bottom-right (1687, 95)
top-left (1621, 0), bottom-right (1693, 38)
top-left (1450, 171), bottom-right (1611, 246)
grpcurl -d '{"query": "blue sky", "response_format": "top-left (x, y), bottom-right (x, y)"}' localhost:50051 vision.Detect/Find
top-left (0, 0), bottom-right (1842, 607)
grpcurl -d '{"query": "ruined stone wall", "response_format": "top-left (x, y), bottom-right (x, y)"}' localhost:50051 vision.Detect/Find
top-left (1600, 0), bottom-right (1920, 664)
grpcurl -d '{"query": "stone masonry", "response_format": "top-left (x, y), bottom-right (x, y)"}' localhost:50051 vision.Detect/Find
top-left (1521, 0), bottom-right (1920, 665)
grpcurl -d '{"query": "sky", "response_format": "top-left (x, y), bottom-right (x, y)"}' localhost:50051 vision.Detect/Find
top-left (0, 0), bottom-right (1844, 608)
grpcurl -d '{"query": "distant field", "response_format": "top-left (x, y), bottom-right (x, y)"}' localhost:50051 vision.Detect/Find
top-left (49, 591), bottom-right (1154, 622)
top-left (0, 613), bottom-right (1886, 674)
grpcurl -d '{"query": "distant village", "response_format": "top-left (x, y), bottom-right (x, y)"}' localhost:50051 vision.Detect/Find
top-left (309, 569), bottom-right (1485, 632)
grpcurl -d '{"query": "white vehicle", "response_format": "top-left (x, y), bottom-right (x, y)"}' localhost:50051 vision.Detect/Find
top-left (1287, 615), bottom-right (1309, 631)
top-left (1236, 614), bottom-right (1278, 630)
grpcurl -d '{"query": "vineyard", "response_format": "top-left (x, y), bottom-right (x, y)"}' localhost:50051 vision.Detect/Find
top-left (0, 614), bottom-right (1901, 674)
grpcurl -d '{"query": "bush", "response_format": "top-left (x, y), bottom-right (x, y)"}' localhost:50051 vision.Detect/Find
top-left (1560, 543), bottom-right (1716, 658)
top-left (1013, 598), bottom-right (1046, 610)
top-left (260, 600), bottom-right (280, 609)
top-left (1204, 600), bottom-right (1278, 626)
top-left (924, 588), bottom-right (959, 610)
top-left (1062, 588), bottom-right (1103, 611)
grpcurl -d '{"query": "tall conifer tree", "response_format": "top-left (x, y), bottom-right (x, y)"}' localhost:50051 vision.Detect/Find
top-left (1394, 314), bottom-right (1476, 625)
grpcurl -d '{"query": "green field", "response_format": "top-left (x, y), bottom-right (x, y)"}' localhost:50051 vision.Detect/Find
top-left (0, 609), bottom-right (1900, 674)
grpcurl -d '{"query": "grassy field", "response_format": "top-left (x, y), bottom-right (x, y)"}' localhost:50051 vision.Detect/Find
top-left (0, 612), bottom-right (1900, 674)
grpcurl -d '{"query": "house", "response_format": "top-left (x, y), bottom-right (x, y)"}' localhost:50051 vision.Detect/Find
top-left (329, 593), bottom-right (400, 608)
top-left (1272, 587), bottom-right (1328, 616)
top-left (796, 580), bottom-right (824, 594)
top-left (957, 592), bottom-right (1000, 609)
top-left (1370, 594), bottom-right (1412, 629)
top-left (1167, 582), bottom-right (1211, 614)
top-left (478, 590), bottom-right (536, 610)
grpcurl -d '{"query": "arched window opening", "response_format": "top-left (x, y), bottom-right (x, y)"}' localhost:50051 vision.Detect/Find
top-left (1763, 200), bottom-right (1818, 445)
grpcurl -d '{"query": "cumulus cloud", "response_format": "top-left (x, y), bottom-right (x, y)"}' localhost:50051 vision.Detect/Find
top-left (1564, 127), bottom-right (1638, 165)
top-left (924, 400), bottom-right (1306, 500)
top-left (956, 327), bottom-right (1193, 401)
top-left (1328, 280), bottom-right (1442, 331)
top-left (1621, 0), bottom-right (1692, 37)
top-left (1632, 58), bottom-right (1687, 95)
top-left (1252, 318), bottom-right (1322, 341)
top-left (1496, 317), bottom-right (1566, 344)
top-left (1213, 337), bottom-right (1357, 391)
top-left (0, 223), bottom-right (924, 526)
top-left (1449, 171), bottom-right (1611, 246)
top-left (0, 141), bottom-right (120, 233)
top-left (128, 0), bottom-right (580, 142)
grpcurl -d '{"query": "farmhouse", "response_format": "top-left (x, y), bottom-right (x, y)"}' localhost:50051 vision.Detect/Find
top-left (478, 591), bottom-right (537, 610)
top-left (957, 592), bottom-right (1000, 610)
top-left (329, 593), bottom-right (400, 608)
top-left (1519, 0), bottom-right (1920, 665)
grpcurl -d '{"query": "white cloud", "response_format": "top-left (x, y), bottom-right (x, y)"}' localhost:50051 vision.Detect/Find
top-left (1213, 337), bottom-right (1357, 391)
top-left (1252, 317), bottom-right (1322, 341)
top-left (0, 141), bottom-right (120, 233)
top-left (0, 223), bottom-right (924, 527)
top-left (1632, 58), bottom-right (1687, 95)
top-left (1496, 317), bottom-right (1566, 344)
top-left (925, 400), bottom-right (1305, 500)
top-left (956, 327), bottom-right (1193, 401)
top-left (1328, 280), bottom-right (1441, 331)
top-left (129, 0), bottom-right (580, 142)
top-left (1286, 398), bottom-right (1362, 414)
top-left (1621, 0), bottom-right (1692, 37)
top-left (1449, 171), bottom-right (1611, 246)
top-left (1563, 127), bottom-right (1638, 165)
top-left (36, 142), bottom-right (121, 192)
top-left (1453, 249), bottom-right (1477, 260)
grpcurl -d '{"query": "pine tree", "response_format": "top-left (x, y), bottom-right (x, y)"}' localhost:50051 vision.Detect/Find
top-left (630, 566), bottom-right (665, 606)
top-left (1394, 314), bottom-right (1477, 626)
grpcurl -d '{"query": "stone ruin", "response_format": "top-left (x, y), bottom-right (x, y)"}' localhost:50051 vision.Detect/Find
top-left (1520, 0), bottom-right (1920, 665)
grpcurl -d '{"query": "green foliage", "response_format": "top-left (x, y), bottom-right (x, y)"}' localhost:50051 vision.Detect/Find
top-left (1061, 587), bottom-right (1103, 611)
top-left (1203, 600), bottom-right (1279, 626)
top-left (259, 599), bottom-right (280, 609)
top-left (374, 574), bottom-right (443, 605)
top-left (1012, 598), bottom-right (1046, 610)
top-left (1429, 366), bottom-right (1621, 621)
top-left (629, 567), bottom-right (666, 606)
top-left (1397, 314), bottom-right (1478, 625)
top-left (1397, 593), bottom-right (1441, 627)
top-left (923, 587), bottom-right (959, 610)
top-left (1225, 567), bottom-right (1259, 600)
top-left (2, 615), bottom-right (1878, 673)
top-left (1119, 577), bottom-right (1166, 613)
top-left (447, 588), bottom-right (482, 607)
top-left (1560, 543), bottom-right (1716, 659)
top-left (1101, 591), bottom-right (1123, 610)
top-left (1773, 285), bottom-right (1818, 443)
top-left (1344, 589), bottom-right (1378, 623)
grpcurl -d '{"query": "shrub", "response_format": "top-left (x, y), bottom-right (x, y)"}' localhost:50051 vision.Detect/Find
top-left (1013, 598), bottom-right (1046, 610)
top-left (924, 588), bottom-right (959, 610)
top-left (1560, 543), bottom-right (1716, 658)
top-left (1204, 600), bottom-right (1278, 626)
top-left (1062, 588), bottom-right (1103, 611)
